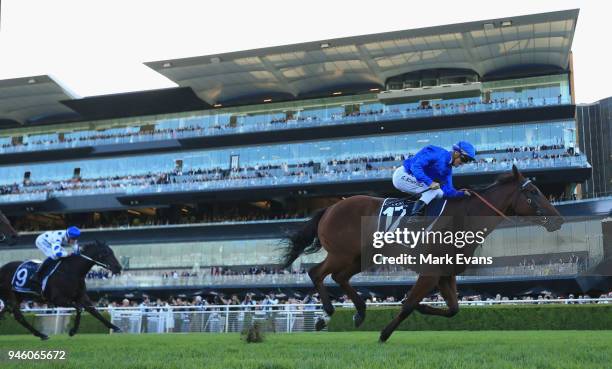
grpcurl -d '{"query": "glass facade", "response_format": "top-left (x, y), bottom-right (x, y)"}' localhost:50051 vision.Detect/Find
top-left (483, 74), bottom-right (571, 103)
top-left (0, 219), bottom-right (601, 271)
top-left (0, 120), bottom-right (579, 185)
top-left (0, 118), bottom-right (588, 203)
top-left (0, 75), bottom-right (571, 154)
top-left (576, 97), bottom-right (612, 198)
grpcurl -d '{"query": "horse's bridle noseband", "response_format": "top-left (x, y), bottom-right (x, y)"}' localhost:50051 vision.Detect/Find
top-left (518, 178), bottom-right (549, 224)
top-left (520, 179), bottom-right (543, 214)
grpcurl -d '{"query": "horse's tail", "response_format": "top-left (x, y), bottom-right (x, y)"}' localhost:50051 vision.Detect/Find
top-left (281, 208), bottom-right (328, 268)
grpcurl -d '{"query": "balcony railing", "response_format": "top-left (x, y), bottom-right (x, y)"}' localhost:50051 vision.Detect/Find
top-left (0, 96), bottom-right (571, 155)
top-left (0, 155), bottom-right (589, 203)
top-left (85, 263), bottom-right (583, 289)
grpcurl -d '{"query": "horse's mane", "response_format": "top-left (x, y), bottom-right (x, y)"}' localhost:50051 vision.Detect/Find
top-left (79, 240), bottom-right (105, 253)
top-left (469, 172), bottom-right (517, 192)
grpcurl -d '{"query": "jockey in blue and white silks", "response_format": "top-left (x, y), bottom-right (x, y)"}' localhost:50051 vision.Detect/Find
top-left (30, 226), bottom-right (81, 288)
top-left (392, 141), bottom-right (476, 216)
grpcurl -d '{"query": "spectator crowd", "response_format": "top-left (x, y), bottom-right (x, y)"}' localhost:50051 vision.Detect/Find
top-left (0, 93), bottom-right (565, 154)
top-left (0, 146), bottom-right (584, 205)
top-left (20, 290), bottom-right (612, 312)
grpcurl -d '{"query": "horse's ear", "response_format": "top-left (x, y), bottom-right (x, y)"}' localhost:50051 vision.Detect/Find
top-left (512, 164), bottom-right (521, 180)
top-left (512, 165), bottom-right (522, 180)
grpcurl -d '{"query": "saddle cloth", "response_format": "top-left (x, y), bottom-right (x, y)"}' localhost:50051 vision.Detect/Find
top-left (377, 197), bottom-right (447, 233)
top-left (12, 259), bottom-right (61, 295)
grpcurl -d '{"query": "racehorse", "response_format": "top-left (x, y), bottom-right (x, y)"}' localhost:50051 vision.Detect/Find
top-left (0, 210), bottom-right (18, 245)
top-left (281, 165), bottom-right (563, 341)
top-left (0, 240), bottom-right (123, 340)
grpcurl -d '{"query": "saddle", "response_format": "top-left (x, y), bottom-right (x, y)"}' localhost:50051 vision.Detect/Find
top-left (378, 197), bottom-right (447, 233)
top-left (12, 259), bottom-right (61, 295)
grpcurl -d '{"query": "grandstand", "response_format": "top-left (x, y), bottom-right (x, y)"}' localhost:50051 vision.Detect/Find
top-left (0, 8), bottom-right (610, 302)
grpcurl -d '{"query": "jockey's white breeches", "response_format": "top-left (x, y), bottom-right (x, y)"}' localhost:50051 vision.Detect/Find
top-left (392, 166), bottom-right (444, 204)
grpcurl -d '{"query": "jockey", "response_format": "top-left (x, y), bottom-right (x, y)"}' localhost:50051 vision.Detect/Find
top-left (393, 141), bottom-right (476, 216)
top-left (30, 226), bottom-right (81, 289)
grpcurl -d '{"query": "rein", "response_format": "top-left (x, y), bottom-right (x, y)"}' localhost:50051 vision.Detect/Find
top-left (465, 189), bottom-right (514, 223)
top-left (78, 253), bottom-right (110, 269)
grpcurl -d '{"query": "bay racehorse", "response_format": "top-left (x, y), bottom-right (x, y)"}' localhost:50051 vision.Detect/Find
top-left (0, 240), bottom-right (123, 340)
top-left (281, 165), bottom-right (563, 341)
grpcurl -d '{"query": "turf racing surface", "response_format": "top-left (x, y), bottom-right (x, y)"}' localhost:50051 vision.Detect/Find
top-left (1, 331), bottom-right (610, 369)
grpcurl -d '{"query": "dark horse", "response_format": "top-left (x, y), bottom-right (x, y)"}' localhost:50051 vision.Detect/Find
top-left (0, 210), bottom-right (19, 245)
top-left (0, 240), bottom-right (123, 340)
top-left (281, 165), bottom-right (563, 341)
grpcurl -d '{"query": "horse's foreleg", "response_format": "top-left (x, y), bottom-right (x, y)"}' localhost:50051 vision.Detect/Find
top-left (415, 276), bottom-right (459, 317)
top-left (12, 307), bottom-right (48, 340)
top-left (332, 258), bottom-right (366, 327)
top-left (80, 295), bottom-right (121, 332)
top-left (83, 305), bottom-right (121, 332)
top-left (379, 275), bottom-right (439, 343)
top-left (69, 306), bottom-right (82, 336)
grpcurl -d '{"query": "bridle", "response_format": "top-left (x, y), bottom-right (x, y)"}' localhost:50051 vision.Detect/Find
top-left (514, 178), bottom-right (551, 225)
top-left (517, 179), bottom-right (545, 216)
top-left (466, 178), bottom-right (547, 223)
top-left (77, 245), bottom-right (112, 270)
top-left (467, 190), bottom-right (513, 222)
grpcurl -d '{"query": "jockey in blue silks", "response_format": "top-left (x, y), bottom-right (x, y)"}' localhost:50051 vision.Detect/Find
top-left (392, 141), bottom-right (476, 216)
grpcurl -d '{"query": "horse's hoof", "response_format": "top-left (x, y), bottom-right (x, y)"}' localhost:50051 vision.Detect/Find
top-left (353, 313), bottom-right (365, 328)
top-left (68, 329), bottom-right (76, 337)
top-left (314, 318), bottom-right (327, 331)
top-left (112, 327), bottom-right (122, 333)
top-left (379, 330), bottom-right (391, 343)
top-left (40, 334), bottom-right (49, 341)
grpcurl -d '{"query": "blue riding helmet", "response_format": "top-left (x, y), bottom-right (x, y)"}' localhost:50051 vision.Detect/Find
top-left (66, 226), bottom-right (81, 239)
top-left (453, 141), bottom-right (476, 161)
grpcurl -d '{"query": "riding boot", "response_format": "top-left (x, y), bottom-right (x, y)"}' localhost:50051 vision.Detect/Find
top-left (30, 258), bottom-right (53, 292)
top-left (410, 200), bottom-right (427, 217)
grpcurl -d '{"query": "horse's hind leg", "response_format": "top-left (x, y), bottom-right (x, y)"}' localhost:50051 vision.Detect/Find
top-left (12, 307), bottom-right (48, 340)
top-left (331, 258), bottom-right (366, 327)
top-left (379, 275), bottom-right (439, 343)
top-left (308, 258), bottom-right (335, 331)
top-left (415, 276), bottom-right (459, 317)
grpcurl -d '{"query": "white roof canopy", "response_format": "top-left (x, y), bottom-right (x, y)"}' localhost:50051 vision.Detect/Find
top-left (146, 9), bottom-right (578, 105)
top-left (0, 75), bottom-right (77, 125)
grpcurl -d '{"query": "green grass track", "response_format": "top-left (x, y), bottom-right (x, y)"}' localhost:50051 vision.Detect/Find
top-left (0, 331), bottom-right (610, 369)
